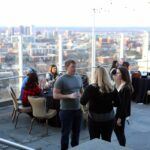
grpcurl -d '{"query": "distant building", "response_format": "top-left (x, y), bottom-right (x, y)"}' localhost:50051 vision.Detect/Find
top-left (24, 26), bottom-right (30, 35)
top-left (11, 27), bottom-right (15, 35)
top-left (0, 55), bottom-right (5, 63)
top-left (19, 26), bottom-right (24, 35)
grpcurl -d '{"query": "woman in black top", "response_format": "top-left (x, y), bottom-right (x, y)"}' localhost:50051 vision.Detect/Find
top-left (80, 66), bottom-right (119, 142)
top-left (114, 66), bottom-right (133, 146)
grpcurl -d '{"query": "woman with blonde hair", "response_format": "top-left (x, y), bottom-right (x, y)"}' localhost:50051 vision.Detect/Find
top-left (80, 66), bottom-right (119, 142)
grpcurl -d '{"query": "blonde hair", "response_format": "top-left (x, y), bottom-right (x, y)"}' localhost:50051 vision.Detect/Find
top-left (94, 66), bottom-right (114, 93)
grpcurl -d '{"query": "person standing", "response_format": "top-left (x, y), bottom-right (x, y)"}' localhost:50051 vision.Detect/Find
top-left (80, 66), bottom-right (119, 142)
top-left (53, 60), bottom-right (83, 150)
top-left (122, 61), bottom-right (132, 80)
top-left (114, 66), bottom-right (133, 146)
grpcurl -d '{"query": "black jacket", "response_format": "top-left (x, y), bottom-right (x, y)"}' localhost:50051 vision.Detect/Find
top-left (116, 84), bottom-right (132, 119)
top-left (80, 84), bottom-right (119, 114)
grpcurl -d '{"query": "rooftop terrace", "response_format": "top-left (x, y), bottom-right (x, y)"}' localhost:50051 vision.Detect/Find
top-left (0, 102), bottom-right (150, 150)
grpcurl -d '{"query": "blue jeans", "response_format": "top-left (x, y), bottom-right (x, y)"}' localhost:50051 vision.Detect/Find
top-left (59, 110), bottom-right (82, 150)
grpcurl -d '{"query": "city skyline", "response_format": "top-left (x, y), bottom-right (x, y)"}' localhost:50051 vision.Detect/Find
top-left (0, 0), bottom-right (150, 27)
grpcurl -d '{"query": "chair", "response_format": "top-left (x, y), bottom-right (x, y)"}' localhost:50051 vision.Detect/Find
top-left (8, 87), bottom-right (32, 127)
top-left (145, 90), bottom-right (150, 104)
top-left (7, 86), bottom-right (23, 122)
top-left (126, 116), bottom-right (130, 125)
top-left (28, 96), bottom-right (57, 135)
top-left (10, 86), bottom-right (22, 104)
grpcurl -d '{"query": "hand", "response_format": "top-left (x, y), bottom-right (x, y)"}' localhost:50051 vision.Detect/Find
top-left (117, 118), bottom-right (122, 126)
top-left (45, 82), bottom-right (49, 89)
top-left (76, 91), bottom-right (81, 98)
top-left (69, 92), bottom-right (81, 99)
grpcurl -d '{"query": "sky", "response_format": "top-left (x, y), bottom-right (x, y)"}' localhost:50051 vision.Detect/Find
top-left (0, 0), bottom-right (150, 27)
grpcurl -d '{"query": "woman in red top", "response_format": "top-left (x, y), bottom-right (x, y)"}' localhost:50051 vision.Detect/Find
top-left (22, 72), bottom-right (42, 107)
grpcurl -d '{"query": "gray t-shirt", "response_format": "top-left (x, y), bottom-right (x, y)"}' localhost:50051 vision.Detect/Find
top-left (54, 74), bottom-right (83, 110)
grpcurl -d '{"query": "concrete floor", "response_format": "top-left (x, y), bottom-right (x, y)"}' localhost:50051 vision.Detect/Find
top-left (0, 102), bottom-right (150, 150)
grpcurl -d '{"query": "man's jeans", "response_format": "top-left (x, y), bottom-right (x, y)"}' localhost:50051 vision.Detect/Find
top-left (59, 110), bottom-right (82, 150)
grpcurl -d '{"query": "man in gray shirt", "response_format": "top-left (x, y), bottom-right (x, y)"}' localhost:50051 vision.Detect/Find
top-left (53, 59), bottom-right (83, 150)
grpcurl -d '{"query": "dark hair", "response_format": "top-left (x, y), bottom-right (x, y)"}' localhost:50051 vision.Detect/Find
top-left (50, 64), bottom-right (58, 76)
top-left (50, 64), bottom-right (58, 79)
top-left (118, 66), bottom-right (131, 84)
top-left (122, 61), bottom-right (130, 69)
top-left (118, 66), bottom-right (133, 93)
top-left (111, 60), bottom-right (118, 69)
top-left (65, 59), bottom-right (76, 68)
top-left (25, 72), bottom-right (39, 90)
top-left (50, 64), bottom-right (57, 70)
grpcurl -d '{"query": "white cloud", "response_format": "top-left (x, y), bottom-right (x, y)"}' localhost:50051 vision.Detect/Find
top-left (0, 0), bottom-right (150, 26)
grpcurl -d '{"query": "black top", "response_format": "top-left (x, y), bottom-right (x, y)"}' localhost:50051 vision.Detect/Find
top-left (80, 84), bottom-right (119, 114)
top-left (116, 84), bottom-right (132, 119)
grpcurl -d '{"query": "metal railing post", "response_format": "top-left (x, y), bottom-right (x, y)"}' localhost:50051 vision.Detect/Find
top-left (0, 138), bottom-right (35, 150)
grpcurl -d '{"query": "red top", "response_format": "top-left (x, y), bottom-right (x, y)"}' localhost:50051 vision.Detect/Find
top-left (22, 85), bottom-right (42, 106)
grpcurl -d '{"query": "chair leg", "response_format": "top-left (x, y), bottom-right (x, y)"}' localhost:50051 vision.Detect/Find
top-left (29, 118), bottom-right (35, 134)
top-left (126, 120), bottom-right (130, 125)
top-left (12, 110), bottom-right (17, 123)
top-left (46, 119), bottom-right (48, 135)
top-left (146, 95), bottom-right (150, 104)
top-left (15, 112), bottom-right (20, 128)
top-left (11, 108), bottom-right (15, 118)
top-left (126, 117), bottom-right (130, 125)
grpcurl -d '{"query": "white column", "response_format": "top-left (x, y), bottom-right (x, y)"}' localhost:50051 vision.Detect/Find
top-left (58, 34), bottom-right (63, 73)
top-left (18, 35), bottom-right (23, 90)
top-left (143, 31), bottom-right (149, 72)
top-left (120, 33), bottom-right (124, 59)
top-left (91, 8), bottom-right (96, 83)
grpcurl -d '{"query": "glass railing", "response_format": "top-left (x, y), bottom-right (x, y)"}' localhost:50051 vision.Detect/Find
top-left (0, 67), bottom-right (93, 102)
top-left (1, 28), bottom-right (150, 103)
top-left (1, 62), bottom-right (150, 103)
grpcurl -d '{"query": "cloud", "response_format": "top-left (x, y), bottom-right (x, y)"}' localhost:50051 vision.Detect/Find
top-left (0, 0), bottom-right (150, 26)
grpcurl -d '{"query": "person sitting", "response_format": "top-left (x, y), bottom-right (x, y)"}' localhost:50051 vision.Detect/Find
top-left (19, 68), bottom-right (36, 100)
top-left (45, 65), bottom-right (59, 96)
top-left (45, 65), bottom-right (61, 126)
top-left (22, 72), bottom-right (42, 107)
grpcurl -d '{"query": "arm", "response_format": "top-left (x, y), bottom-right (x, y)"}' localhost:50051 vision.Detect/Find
top-left (53, 75), bottom-right (80, 100)
top-left (112, 88), bottom-right (120, 107)
top-left (35, 85), bottom-right (43, 96)
top-left (80, 85), bottom-right (90, 105)
top-left (46, 73), bottom-right (50, 82)
top-left (53, 88), bottom-right (78, 100)
top-left (45, 73), bottom-right (55, 87)
top-left (117, 87), bottom-right (131, 119)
